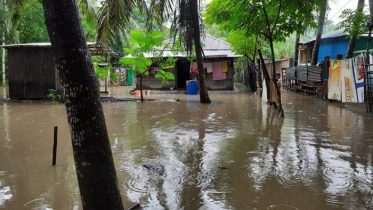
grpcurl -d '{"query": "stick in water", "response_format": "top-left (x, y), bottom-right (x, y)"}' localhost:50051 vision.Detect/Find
top-left (52, 126), bottom-right (58, 165)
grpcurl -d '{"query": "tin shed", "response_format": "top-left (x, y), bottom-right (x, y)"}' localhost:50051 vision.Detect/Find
top-left (1, 42), bottom-right (112, 99)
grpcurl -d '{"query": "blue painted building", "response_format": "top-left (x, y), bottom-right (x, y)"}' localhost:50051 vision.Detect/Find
top-left (300, 29), bottom-right (371, 64)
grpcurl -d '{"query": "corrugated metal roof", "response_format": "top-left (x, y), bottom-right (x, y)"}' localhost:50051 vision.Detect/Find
top-left (202, 34), bottom-right (232, 50)
top-left (0, 42), bottom-right (120, 56)
top-left (0, 42), bottom-right (97, 48)
top-left (304, 28), bottom-right (370, 44)
top-left (143, 49), bottom-right (240, 58)
top-left (321, 28), bottom-right (346, 39)
top-left (162, 34), bottom-right (232, 50)
top-left (151, 34), bottom-right (239, 58)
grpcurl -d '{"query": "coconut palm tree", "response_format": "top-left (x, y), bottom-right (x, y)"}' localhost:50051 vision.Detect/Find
top-left (97, 0), bottom-right (212, 103)
top-left (366, 0), bottom-right (373, 52)
top-left (1, 0), bottom-right (6, 85)
top-left (294, 32), bottom-right (300, 66)
top-left (5, 0), bottom-right (124, 209)
top-left (171, 0), bottom-right (211, 103)
top-left (5, 1), bottom-right (210, 209)
top-left (311, 0), bottom-right (328, 65)
top-left (346, 0), bottom-right (365, 59)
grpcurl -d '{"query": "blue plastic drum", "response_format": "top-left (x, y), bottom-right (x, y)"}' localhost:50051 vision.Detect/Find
top-left (187, 81), bottom-right (199, 95)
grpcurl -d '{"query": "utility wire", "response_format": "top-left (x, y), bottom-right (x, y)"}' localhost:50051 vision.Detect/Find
top-left (329, 0), bottom-right (353, 20)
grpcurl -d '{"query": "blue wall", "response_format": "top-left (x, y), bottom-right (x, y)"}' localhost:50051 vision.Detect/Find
top-left (317, 36), bottom-right (349, 63)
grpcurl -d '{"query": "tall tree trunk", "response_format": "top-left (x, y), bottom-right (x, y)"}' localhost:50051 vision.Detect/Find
top-left (42, 1), bottom-right (124, 210)
top-left (2, 0), bottom-right (5, 85)
top-left (366, 0), bottom-right (373, 53)
top-left (2, 30), bottom-right (5, 86)
top-left (140, 75), bottom-right (144, 102)
top-left (311, 0), bottom-right (327, 65)
top-left (257, 58), bottom-right (262, 90)
top-left (190, 0), bottom-right (211, 103)
top-left (258, 49), bottom-right (270, 101)
top-left (269, 38), bottom-right (284, 117)
top-left (294, 32), bottom-right (300, 67)
top-left (346, 0), bottom-right (365, 59)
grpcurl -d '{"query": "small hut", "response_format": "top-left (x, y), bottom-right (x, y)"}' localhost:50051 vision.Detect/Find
top-left (138, 34), bottom-right (240, 90)
top-left (1, 42), bottom-right (113, 99)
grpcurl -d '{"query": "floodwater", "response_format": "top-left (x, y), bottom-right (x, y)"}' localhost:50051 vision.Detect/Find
top-left (0, 86), bottom-right (373, 210)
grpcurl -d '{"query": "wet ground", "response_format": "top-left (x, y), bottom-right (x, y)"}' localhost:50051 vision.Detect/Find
top-left (0, 86), bottom-right (373, 210)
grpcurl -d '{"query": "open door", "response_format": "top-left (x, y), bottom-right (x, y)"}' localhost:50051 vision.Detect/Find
top-left (177, 60), bottom-right (190, 89)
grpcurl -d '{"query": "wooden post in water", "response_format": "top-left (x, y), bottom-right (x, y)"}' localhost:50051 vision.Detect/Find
top-left (52, 126), bottom-right (58, 166)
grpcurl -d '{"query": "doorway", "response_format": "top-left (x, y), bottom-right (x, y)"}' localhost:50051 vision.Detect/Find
top-left (177, 60), bottom-right (190, 89)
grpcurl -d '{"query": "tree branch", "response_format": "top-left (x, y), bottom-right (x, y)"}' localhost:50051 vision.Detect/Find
top-left (261, 0), bottom-right (272, 36)
top-left (271, 0), bottom-right (282, 35)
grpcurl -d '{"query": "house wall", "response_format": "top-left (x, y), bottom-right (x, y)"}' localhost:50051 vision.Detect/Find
top-left (8, 47), bottom-right (58, 99)
top-left (353, 37), bottom-right (371, 56)
top-left (137, 58), bottom-right (235, 90)
top-left (137, 79), bottom-right (176, 89)
top-left (299, 49), bottom-right (307, 64)
top-left (205, 58), bottom-right (234, 90)
top-left (136, 66), bottom-right (177, 90)
top-left (317, 36), bottom-right (350, 63)
top-left (264, 58), bottom-right (290, 77)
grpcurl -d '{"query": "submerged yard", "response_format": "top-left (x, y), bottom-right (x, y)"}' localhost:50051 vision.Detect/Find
top-left (0, 87), bottom-right (372, 209)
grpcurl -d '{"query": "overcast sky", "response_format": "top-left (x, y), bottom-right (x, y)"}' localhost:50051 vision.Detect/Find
top-left (328, 0), bottom-right (368, 23)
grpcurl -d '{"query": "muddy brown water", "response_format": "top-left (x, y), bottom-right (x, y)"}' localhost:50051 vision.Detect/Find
top-left (0, 86), bottom-right (373, 210)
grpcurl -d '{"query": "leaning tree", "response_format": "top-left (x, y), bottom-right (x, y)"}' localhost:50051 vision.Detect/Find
top-left (42, 0), bottom-right (125, 209)
top-left (7, 0), bottom-right (126, 208)
top-left (311, 0), bottom-right (328, 65)
top-left (205, 0), bottom-right (324, 117)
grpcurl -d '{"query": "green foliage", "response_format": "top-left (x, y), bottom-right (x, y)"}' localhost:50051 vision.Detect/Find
top-left (301, 20), bottom-right (340, 42)
top-left (204, 24), bottom-right (229, 41)
top-left (205, 0), bottom-right (321, 42)
top-left (154, 57), bottom-right (178, 83)
top-left (92, 56), bottom-right (114, 81)
top-left (339, 5), bottom-right (370, 39)
top-left (94, 64), bottom-right (110, 81)
top-left (273, 33), bottom-right (295, 59)
top-left (226, 31), bottom-right (258, 58)
top-left (119, 30), bottom-right (177, 84)
top-left (6, 0), bottom-right (50, 43)
top-left (111, 71), bottom-right (121, 82)
top-left (3, 0), bottom-right (98, 43)
top-left (82, 18), bottom-right (97, 42)
top-left (47, 89), bottom-right (61, 104)
top-left (204, 0), bottom-right (323, 66)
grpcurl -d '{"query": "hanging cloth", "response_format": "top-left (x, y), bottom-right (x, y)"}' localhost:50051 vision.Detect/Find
top-left (204, 63), bottom-right (213, 73)
top-left (121, 68), bottom-right (127, 82)
top-left (212, 62), bottom-right (226, 80)
top-left (190, 62), bottom-right (198, 74)
top-left (269, 80), bottom-right (278, 106)
top-left (222, 60), bottom-right (228, 72)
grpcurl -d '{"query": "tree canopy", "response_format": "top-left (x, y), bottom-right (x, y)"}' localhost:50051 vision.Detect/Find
top-left (204, 0), bottom-right (322, 43)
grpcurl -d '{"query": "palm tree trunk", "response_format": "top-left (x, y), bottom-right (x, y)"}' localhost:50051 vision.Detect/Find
top-left (2, 0), bottom-right (5, 85)
top-left (294, 32), bottom-right (300, 67)
top-left (269, 37), bottom-right (284, 117)
top-left (366, 0), bottom-right (373, 53)
top-left (311, 0), bottom-right (327, 65)
top-left (2, 30), bottom-right (5, 86)
top-left (190, 0), bottom-right (211, 103)
top-left (346, 0), bottom-right (365, 59)
top-left (42, 1), bottom-right (124, 209)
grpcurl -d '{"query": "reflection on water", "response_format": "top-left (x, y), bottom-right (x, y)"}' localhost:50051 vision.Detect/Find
top-left (0, 86), bottom-right (373, 209)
